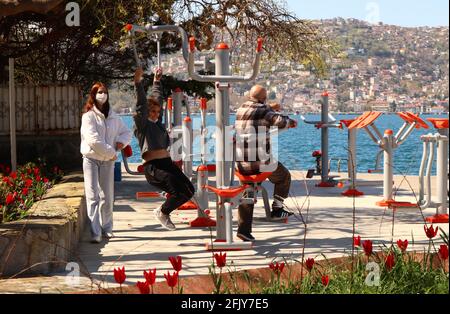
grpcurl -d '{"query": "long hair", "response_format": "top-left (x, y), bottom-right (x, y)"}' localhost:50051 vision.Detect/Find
top-left (83, 82), bottom-right (110, 118)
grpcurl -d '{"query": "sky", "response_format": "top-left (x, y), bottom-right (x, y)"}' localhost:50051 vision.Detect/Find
top-left (285, 0), bottom-right (449, 27)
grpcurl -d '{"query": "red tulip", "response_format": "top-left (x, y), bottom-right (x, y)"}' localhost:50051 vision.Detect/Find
top-left (136, 281), bottom-right (150, 294)
top-left (27, 168), bottom-right (32, 175)
top-left (321, 275), bottom-right (329, 287)
top-left (214, 252), bottom-right (227, 268)
top-left (305, 258), bottom-right (315, 271)
top-left (5, 193), bottom-right (15, 205)
top-left (269, 262), bottom-right (285, 275)
top-left (113, 266), bottom-right (126, 285)
top-left (124, 24), bottom-right (133, 32)
top-left (2, 177), bottom-right (11, 185)
top-left (362, 240), bottom-right (373, 256)
top-left (353, 235), bottom-right (361, 247)
top-left (43, 178), bottom-right (49, 183)
top-left (22, 188), bottom-right (29, 196)
top-left (33, 167), bottom-right (40, 176)
top-left (169, 256), bottom-right (182, 272)
top-left (385, 252), bottom-right (395, 271)
top-left (25, 179), bottom-right (33, 188)
top-left (438, 245), bottom-right (448, 260)
top-left (424, 225), bottom-right (439, 239)
top-left (36, 175), bottom-right (41, 182)
top-left (10, 171), bottom-right (17, 180)
top-left (164, 271), bottom-right (178, 288)
top-left (397, 239), bottom-right (408, 252)
top-left (143, 268), bottom-right (156, 285)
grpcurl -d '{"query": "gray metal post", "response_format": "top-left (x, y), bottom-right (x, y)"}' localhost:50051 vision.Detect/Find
top-left (321, 92), bottom-right (329, 184)
top-left (200, 98), bottom-right (208, 165)
top-left (9, 58), bottom-right (16, 172)
top-left (214, 43), bottom-right (231, 240)
top-left (172, 88), bottom-right (183, 127)
top-left (215, 44), bottom-right (231, 189)
top-left (382, 130), bottom-right (394, 202)
top-left (436, 128), bottom-right (448, 216)
top-left (196, 165), bottom-right (209, 216)
top-left (182, 116), bottom-right (193, 178)
top-left (348, 127), bottom-right (357, 184)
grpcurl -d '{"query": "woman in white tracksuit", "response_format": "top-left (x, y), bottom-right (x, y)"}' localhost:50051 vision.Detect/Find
top-left (80, 82), bottom-right (132, 243)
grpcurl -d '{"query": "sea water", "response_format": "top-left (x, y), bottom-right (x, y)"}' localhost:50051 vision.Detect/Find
top-left (120, 114), bottom-right (446, 175)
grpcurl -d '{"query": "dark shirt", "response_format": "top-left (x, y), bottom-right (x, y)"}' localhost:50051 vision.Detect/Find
top-left (133, 80), bottom-right (170, 159)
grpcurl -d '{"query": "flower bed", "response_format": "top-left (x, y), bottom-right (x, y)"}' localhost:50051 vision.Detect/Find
top-left (83, 232), bottom-right (449, 294)
top-left (0, 159), bottom-right (63, 223)
top-left (0, 163), bottom-right (86, 277)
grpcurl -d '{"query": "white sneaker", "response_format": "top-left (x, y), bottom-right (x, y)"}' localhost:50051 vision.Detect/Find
top-left (90, 234), bottom-right (102, 243)
top-left (154, 206), bottom-right (176, 231)
top-left (104, 232), bottom-right (114, 239)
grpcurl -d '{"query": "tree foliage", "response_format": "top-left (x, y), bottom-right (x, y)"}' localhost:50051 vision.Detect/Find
top-left (0, 0), bottom-right (335, 95)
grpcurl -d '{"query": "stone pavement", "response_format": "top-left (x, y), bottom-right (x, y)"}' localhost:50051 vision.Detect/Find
top-left (0, 166), bottom-right (447, 293)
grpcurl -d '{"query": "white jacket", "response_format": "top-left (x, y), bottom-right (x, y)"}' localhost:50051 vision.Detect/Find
top-left (80, 106), bottom-right (132, 161)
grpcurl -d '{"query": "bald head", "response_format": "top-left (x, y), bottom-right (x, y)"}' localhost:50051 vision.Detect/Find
top-left (249, 85), bottom-right (267, 104)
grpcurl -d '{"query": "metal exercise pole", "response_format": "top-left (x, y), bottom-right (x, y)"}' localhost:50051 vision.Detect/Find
top-left (190, 98), bottom-right (216, 228)
top-left (200, 98), bottom-right (208, 165)
top-left (321, 92), bottom-right (329, 185)
top-left (425, 118), bottom-right (449, 223)
top-left (187, 37), bottom-right (263, 249)
top-left (436, 128), bottom-right (449, 218)
top-left (341, 119), bottom-right (364, 197)
top-left (301, 92), bottom-right (340, 187)
top-left (377, 129), bottom-right (395, 206)
top-left (182, 116), bottom-right (193, 179)
top-left (214, 43), bottom-right (231, 240)
top-left (172, 88), bottom-right (183, 127)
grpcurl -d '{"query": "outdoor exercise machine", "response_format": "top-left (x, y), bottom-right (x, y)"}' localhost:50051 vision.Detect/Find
top-left (301, 92), bottom-right (342, 187)
top-left (422, 118), bottom-right (448, 223)
top-left (123, 23), bottom-right (208, 214)
top-left (125, 23), bottom-right (273, 246)
top-left (348, 111), bottom-right (430, 208)
top-left (188, 36), bottom-right (264, 250)
top-left (339, 119), bottom-right (364, 197)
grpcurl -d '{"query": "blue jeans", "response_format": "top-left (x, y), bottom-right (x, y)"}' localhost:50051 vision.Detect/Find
top-left (83, 157), bottom-right (115, 237)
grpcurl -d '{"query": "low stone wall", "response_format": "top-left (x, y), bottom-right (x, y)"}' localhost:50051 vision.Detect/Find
top-left (0, 173), bottom-right (86, 278)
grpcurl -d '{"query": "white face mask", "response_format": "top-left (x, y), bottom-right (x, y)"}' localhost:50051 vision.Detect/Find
top-left (96, 92), bottom-right (108, 105)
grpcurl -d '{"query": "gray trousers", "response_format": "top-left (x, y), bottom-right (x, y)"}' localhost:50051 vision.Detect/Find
top-left (83, 157), bottom-right (115, 237)
top-left (237, 162), bottom-right (291, 234)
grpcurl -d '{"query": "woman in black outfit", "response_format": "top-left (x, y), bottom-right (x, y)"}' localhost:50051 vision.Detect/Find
top-left (133, 67), bottom-right (195, 230)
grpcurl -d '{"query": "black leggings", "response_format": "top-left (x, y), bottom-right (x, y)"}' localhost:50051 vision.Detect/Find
top-left (144, 158), bottom-right (195, 215)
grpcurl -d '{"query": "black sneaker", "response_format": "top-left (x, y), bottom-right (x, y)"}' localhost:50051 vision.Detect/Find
top-left (271, 208), bottom-right (293, 219)
top-left (237, 232), bottom-right (256, 242)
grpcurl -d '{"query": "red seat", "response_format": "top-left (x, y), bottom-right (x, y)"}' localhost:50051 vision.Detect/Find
top-left (348, 111), bottom-right (382, 129)
top-left (427, 118), bottom-right (448, 129)
top-left (235, 171), bottom-right (272, 183)
top-left (204, 185), bottom-right (248, 198)
top-left (397, 112), bottom-right (429, 129)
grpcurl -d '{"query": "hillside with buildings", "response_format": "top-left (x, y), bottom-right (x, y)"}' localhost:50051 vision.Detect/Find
top-left (113, 18), bottom-right (449, 114)
top-left (254, 18), bottom-right (449, 114)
